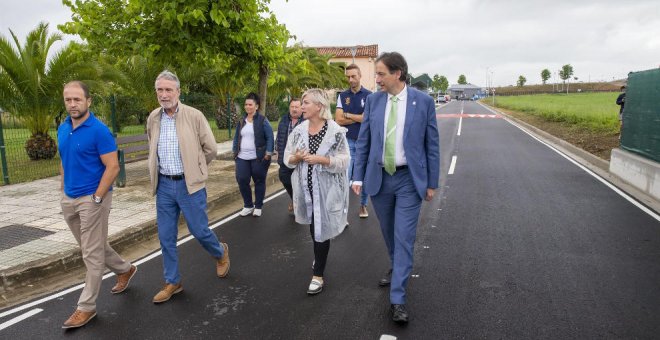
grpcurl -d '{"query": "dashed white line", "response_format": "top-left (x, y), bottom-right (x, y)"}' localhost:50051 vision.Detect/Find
top-left (0, 308), bottom-right (43, 331)
top-left (457, 116), bottom-right (463, 136)
top-left (448, 156), bottom-right (458, 175)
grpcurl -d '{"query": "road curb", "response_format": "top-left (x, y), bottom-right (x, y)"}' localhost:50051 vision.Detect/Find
top-left (0, 164), bottom-right (283, 294)
top-left (479, 101), bottom-right (660, 214)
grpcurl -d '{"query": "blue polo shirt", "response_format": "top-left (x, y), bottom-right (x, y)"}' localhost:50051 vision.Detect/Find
top-left (58, 112), bottom-right (117, 198)
top-left (337, 86), bottom-right (372, 140)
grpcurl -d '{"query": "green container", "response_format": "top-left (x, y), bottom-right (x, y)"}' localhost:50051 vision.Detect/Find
top-left (621, 68), bottom-right (660, 163)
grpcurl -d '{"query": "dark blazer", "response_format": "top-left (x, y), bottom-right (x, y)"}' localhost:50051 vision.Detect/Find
top-left (353, 86), bottom-right (440, 200)
top-left (276, 114), bottom-right (304, 166)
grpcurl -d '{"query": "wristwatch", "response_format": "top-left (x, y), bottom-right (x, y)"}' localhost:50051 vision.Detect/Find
top-left (91, 194), bottom-right (103, 204)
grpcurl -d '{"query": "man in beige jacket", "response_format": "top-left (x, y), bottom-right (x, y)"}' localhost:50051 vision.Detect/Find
top-left (146, 70), bottom-right (230, 304)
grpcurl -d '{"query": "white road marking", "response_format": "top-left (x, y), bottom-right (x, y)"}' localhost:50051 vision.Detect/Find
top-left (457, 116), bottom-right (463, 136)
top-left (448, 155), bottom-right (458, 175)
top-left (0, 191), bottom-right (288, 319)
top-left (477, 102), bottom-right (660, 222)
top-left (379, 335), bottom-right (397, 340)
top-left (0, 309), bottom-right (43, 331)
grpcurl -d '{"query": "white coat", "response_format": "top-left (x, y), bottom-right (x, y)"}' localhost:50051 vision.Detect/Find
top-left (283, 120), bottom-right (350, 242)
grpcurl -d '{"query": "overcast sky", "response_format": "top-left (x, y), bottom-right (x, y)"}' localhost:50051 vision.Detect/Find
top-left (2, 0), bottom-right (659, 87)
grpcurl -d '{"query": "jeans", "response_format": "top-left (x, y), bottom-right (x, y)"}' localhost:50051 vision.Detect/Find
top-left (156, 175), bottom-right (223, 284)
top-left (235, 158), bottom-right (270, 209)
top-left (347, 138), bottom-right (369, 206)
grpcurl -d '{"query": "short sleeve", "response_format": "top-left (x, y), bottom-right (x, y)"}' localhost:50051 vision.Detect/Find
top-left (336, 94), bottom-right (343, 109)
top-left (96, 125), bottom-right (118, 155)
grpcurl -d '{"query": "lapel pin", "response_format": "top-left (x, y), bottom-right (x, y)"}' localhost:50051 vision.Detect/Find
top-left (413, 101), bottom-right (416, 105)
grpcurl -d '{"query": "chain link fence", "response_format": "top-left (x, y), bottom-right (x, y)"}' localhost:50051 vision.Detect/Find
top-left (0, 93), bottom-right (252, 186)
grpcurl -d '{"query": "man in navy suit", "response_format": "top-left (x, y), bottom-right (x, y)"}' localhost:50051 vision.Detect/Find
top-left (352, 52), bottom-right (440, 324)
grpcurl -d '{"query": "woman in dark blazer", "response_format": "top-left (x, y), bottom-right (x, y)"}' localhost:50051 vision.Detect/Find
top-left (232, 92), bottom-right (274, 217)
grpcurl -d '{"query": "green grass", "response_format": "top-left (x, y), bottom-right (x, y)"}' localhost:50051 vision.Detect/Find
top-left (486, 92), bottom-right (620, 133)
top-left (0, 119), bottom-right (256, 185)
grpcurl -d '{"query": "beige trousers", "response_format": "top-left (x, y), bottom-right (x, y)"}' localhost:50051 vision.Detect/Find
top-left (61, 191), bottom-right (131, 312)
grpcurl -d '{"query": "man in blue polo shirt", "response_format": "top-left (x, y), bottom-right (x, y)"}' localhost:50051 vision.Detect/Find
top-left (58, 81), bottom-right (137, 329)
top-left (335, 64), bottom-right (372, 218)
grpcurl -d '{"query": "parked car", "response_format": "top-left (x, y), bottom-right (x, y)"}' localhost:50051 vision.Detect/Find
top-left (437, 95), bottom-right (447, 103)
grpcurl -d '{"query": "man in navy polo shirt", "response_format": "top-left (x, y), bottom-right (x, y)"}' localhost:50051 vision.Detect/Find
top-left (58, 81), bottom-right (136, 329)
top-left (335, 64), bottom-right (372, 218)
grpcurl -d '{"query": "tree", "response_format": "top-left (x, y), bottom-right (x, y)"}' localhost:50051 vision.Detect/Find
top-left (0, 22), bottom-right (108, 160)
top-left (541, 69), bottom-right (551, 84)
top-left (438, 75), bottom-right (449, 93)
top-left (266, 46), bottom-right (344, 119)
top-left (457, 74), bottom-right (467, 84)
top-left (430, 74), bottom-right (449, 93)
top-left (112, 55), bottom-right (164, 128)
top-left (61, 0), bottom-right (290, 112)
top-left (559, 64), bottom-right (574, 94)
top-left (431, 74), bottom-right (441, 92)
top-left (516, 75), bottom-right (527, 87)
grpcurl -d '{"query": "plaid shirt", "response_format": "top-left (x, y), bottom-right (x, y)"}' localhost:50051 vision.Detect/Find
top-left (157, 106), bottom-right (184, 175)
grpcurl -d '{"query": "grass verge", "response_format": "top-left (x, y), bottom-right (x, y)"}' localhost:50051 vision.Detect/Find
top-left (481, 93), bottom-right (621, 160)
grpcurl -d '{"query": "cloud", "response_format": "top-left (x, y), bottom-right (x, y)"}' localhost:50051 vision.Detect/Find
top-left (270, 0), bottom-right (660, 86)
top-left (2, 0), bottom-right (658, 87)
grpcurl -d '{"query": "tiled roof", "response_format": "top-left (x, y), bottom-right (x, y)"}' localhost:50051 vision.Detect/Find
top-left (314, 44), bottom-right (378, 58)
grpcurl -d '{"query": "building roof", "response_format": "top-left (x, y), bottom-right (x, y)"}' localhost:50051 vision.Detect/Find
top-left (448, 83), bottom-right (483, 90)
top-left (314, 44), bottom-right (379, 58)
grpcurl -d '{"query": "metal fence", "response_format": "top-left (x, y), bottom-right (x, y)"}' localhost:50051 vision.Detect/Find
top-left (621, 68), bottom-right (660, 163)
top-left (0, 93), bottom-right (290, 186)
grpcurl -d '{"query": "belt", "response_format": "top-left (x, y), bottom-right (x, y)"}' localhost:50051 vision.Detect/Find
top-left (383, 165), bottom-right (408, 173)
top-left (160, 173), bottom-right (184, 180)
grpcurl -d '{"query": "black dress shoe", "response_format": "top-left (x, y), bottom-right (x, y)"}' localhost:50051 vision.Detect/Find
top-left (378, 268), bottom-right (392, 287)
top-left (391, 304), bottom-right (409, 323)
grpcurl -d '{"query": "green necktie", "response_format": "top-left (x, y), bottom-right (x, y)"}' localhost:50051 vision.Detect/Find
top-left (384, 96), bottom-right (398, 175)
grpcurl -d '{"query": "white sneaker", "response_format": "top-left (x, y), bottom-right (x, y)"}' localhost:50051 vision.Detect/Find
top-left (253, 208), bottom-right (262, 217)
top-left (239, 207), bottom-right (254, 217)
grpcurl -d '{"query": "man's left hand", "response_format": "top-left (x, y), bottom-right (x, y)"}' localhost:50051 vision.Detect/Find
top-left (425, 188), bottom-right (435, 201)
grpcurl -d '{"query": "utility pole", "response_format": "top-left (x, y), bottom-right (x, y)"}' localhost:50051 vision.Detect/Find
top-left (350, 46), bottom-right (358, 65)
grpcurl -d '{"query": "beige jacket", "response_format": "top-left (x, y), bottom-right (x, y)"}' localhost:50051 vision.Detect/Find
top-left (146, 103), bottom-right (217, 195)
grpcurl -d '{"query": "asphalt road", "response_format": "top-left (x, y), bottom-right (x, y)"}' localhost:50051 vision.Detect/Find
top-left (1, 100), bottom-right (659, 339)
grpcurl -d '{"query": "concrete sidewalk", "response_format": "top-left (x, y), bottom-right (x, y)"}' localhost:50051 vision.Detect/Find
top-left (0, 140), bottom-right (282, 297)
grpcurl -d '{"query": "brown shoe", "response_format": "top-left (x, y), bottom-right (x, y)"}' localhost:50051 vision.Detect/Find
top-left (111, 265), bottom-right (137, 294)
top-left (288, 202), bottom-right (294, 213)
top-left (216, 243), bottom-right (230, 278)
top-left (62, 309), bottom-right (96, 329)
top-left (359, 205), bottom-right (369, 218)
top-left (152, 283), bottom-right (183, 304)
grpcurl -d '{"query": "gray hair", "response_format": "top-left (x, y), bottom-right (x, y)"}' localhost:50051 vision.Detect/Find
top-left (302, 88), bottom-right (332, 120)
top-left (155, 70), bottom-right (180, 89)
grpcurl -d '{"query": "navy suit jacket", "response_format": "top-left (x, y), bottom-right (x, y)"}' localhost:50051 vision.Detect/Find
top-left (353, 86), bottom-right (440, 200)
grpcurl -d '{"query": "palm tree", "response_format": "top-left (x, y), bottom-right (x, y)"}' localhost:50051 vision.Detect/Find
top-left (268, 45), bottom-right (345, 106)
top-left (0, 22), bottom-right (105, 160)
top-left (113, 55), bottom-right (163, 127)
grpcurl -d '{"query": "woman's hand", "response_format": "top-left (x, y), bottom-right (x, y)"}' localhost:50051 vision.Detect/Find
top-left (303, 154), bottom-right (329, 166)
top-left (289, 149), bottom-right (308, 165)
